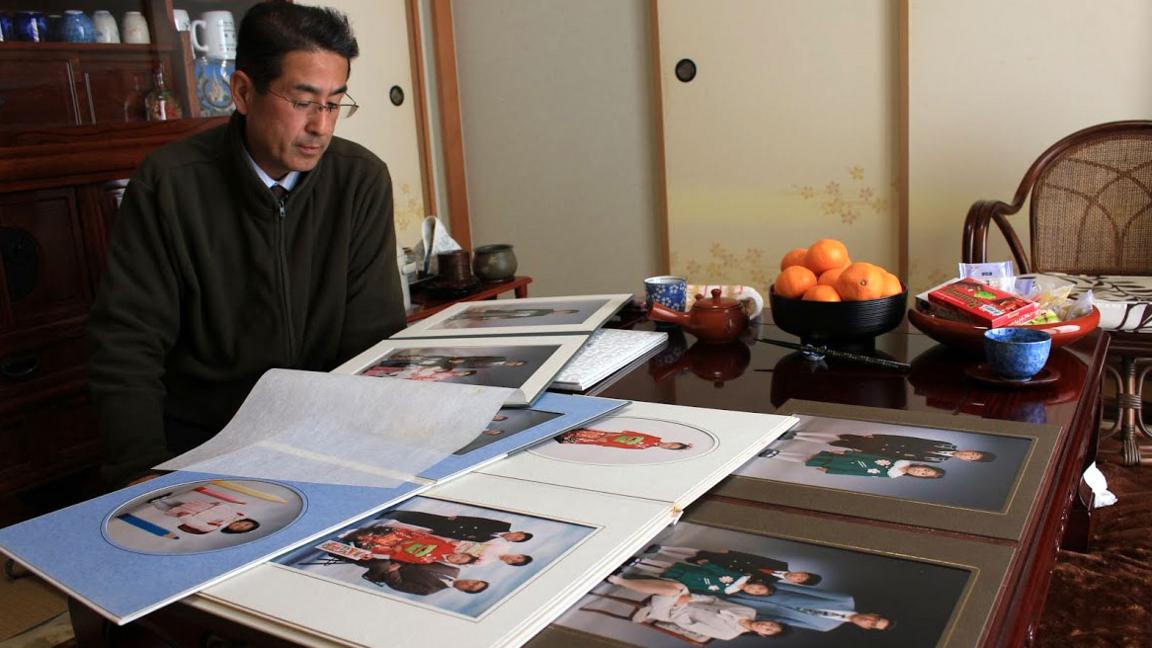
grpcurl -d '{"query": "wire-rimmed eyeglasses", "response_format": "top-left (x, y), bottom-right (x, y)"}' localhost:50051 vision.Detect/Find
top-left (265, 89), bottom-right (359, 119)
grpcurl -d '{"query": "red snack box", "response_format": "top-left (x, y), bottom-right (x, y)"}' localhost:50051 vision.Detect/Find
top-left (927, 278), bottom-right (1039, 328)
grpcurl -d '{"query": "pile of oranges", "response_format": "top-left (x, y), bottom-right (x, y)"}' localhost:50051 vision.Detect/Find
top-left (773, 239), bottom-right (902, 302)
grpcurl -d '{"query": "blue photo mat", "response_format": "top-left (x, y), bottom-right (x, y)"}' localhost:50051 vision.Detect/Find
top-left (0, 471), bottom-right (422, 623)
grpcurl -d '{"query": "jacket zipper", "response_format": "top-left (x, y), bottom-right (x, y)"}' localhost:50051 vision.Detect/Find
top-left (276, 199), bottom-right (298, 362)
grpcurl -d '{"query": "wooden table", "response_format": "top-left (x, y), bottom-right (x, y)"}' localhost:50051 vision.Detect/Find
top-left (584, 319), bottom-right (1107, 647)
top-left (406, 276), bottom-right (532, 323)
top-left (70, 319), bottom-right (1107, 647)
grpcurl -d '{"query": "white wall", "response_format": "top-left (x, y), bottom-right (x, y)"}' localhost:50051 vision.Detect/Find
top-left (908, 0), bottom-right (1152, 291)
top-left (307, 0), bottom-right (428, 248)
top-left (451, 0), bottom-right (662, 296)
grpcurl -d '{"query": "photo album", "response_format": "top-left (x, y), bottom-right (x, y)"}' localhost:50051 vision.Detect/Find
top-left (186, 404), bottom-right (799, 647)
top-left (0, 370), bottom-right (624, 624)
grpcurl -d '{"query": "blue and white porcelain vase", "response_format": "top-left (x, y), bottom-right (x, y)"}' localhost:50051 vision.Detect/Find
top-left (195, 57), bottom-right (236, 117)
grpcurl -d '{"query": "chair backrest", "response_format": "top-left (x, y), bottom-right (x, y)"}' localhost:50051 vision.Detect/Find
top-left (1028, 122), bottom-right (1152, 275)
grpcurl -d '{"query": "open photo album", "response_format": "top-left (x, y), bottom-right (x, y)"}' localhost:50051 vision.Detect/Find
top-left (0, 370), bottom-right (623, 624)
top-left (187, 404), bottom-right (800, 647)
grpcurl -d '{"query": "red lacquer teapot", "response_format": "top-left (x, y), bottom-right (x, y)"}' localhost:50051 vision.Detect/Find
top-left (648, 288), bottom-right (751, 344)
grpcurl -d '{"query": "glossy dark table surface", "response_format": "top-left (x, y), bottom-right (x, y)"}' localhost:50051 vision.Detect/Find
top-left (597, 320), bottom-right (1099, 429)
top-left (593, 318), bottom-right (1108, 648)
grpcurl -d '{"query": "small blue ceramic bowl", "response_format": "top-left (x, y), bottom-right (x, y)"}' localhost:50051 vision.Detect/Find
top-left (984, 328), bottom-right (1052, 380)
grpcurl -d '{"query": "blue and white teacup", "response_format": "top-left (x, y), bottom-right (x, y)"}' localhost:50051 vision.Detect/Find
top-left (984, 328), bottom-right (1052, 381)
top-left (645, 275), bottom-right (688, 312)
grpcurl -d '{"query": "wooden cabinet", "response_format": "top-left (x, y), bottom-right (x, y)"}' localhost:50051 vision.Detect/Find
top-left (0, 0), bottom-right (251, 504)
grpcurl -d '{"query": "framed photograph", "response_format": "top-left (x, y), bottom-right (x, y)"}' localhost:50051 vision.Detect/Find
top-left (715, 400), bottom-right (1061, 540)
top-left (393, 294), bottom-right (633, 339)
top-left (272, 496), bottom-right (598, 620)
top-left (198, 473), bottom-right (677, 647)
top-left (332, 335), bottom-right (589, 406)
top-left (542, 499), bottom-right (1013, 647)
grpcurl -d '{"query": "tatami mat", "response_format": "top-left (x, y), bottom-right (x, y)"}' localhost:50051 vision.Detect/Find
top-left (0, 569), bottom-right (68, 643)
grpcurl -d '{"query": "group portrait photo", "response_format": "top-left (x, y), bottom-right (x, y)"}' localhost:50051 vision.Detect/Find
top-left (733, 415), bottom-right (1033, 511)
top-left (554, 520), bottom-right (969, 646)
top-left (273, 496), bottom-right (595, 619)
top-left (358, 344), bottom-right (559, 389)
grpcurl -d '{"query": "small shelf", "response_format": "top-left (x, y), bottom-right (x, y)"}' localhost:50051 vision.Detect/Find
top-left (0, 42), bottom-right (176, 53)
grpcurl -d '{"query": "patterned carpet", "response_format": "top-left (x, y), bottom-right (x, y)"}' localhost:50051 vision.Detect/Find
top-left (1038, 443), bottom-right (1152, 647)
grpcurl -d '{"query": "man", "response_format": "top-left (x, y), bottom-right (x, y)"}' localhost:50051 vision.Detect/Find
top-left (89, 2), bottom-right (405, 484)
top-left (731, 582), bottom-right (892, 633)
top-left (385, 510), bottom-right (532, 544)
top-left (361, 560), bottom-right (488, 597)
top-left (687, 549), bottom-right (822, 587)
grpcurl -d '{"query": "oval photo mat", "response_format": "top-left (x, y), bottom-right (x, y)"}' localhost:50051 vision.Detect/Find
top-left (104, 479), bottom-right (305, 555)
top-left (528, 416), bottom-right (717, 465)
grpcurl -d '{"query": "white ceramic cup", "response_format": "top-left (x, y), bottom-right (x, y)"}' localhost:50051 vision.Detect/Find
top-left (172, 9), bottom-right (190, 31)
top-left (191, 10), bottom-right (236, 60)
top-left (121, 10), bottom-right (150, 44)
top-left (92, 10), bottom-right (120, 43)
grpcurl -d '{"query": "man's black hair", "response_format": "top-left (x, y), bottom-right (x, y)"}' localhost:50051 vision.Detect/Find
top-left (235, 0), bottom-right (359, 92)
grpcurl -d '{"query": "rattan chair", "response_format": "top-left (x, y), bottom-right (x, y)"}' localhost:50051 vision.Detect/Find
top-left (963, 120), bottom-right (1152, 465)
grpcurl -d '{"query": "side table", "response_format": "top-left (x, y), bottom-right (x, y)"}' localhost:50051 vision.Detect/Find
top-left (406, 276), bottom-right (532, 323)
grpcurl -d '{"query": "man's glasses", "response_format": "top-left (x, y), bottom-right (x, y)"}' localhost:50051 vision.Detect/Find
top-left (266, 89), bottom-right (359, 119)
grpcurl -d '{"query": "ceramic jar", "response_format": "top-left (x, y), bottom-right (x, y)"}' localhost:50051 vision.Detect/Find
top-left (61, 10), bottom-right (96, 43)
top-left (121, 11), bottom-right (150, 44)
top-left (14, 11), bottom-right (47, 42)
top-left (92, 10), bottom-right (119, 43)
top-left (472, 244), bottom-right (518, 282)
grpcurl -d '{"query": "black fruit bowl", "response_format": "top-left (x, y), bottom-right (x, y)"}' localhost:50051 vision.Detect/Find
top-left (768, 287), bottom-right (908, 347)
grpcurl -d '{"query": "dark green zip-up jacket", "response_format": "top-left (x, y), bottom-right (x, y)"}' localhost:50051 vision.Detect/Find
top-left (89, 113), bottom-right (406, 484)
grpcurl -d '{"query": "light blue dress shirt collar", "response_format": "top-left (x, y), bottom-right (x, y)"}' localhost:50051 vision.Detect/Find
top-left (242, 147), bottom-right (301, 192)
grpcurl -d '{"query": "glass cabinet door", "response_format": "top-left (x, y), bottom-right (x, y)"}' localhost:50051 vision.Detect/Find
top-left (0, 0), bottom-right (259, 139)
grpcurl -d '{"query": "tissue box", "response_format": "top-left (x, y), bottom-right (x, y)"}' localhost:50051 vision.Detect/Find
top-left (927, 278), bottom-right (1039, 328)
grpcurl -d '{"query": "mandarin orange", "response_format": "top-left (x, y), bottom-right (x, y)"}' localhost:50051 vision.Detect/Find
top-left (774, 265), bottom-right (818, 299)
top-left (802, 285), bottom-right (842, 302)
top-left (804, 239), bottom-right (851, 275)
top-left (836, 262), bottom-right (886, 301)
top-left (879, 272), bottom-right (903, 298)
top-left (780, 248), bottom-right (808, 271)
top-left (817, 266), bottom-right (846, 287)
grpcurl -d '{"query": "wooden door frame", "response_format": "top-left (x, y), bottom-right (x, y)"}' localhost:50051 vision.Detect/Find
top-left (414, 0), bottom-right (471, 250)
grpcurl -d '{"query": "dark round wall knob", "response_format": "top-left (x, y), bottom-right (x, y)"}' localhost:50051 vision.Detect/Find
top-left (675, 58), bottom-right (697, 83)
top-left (389, 85), bottom-right (405, 106)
